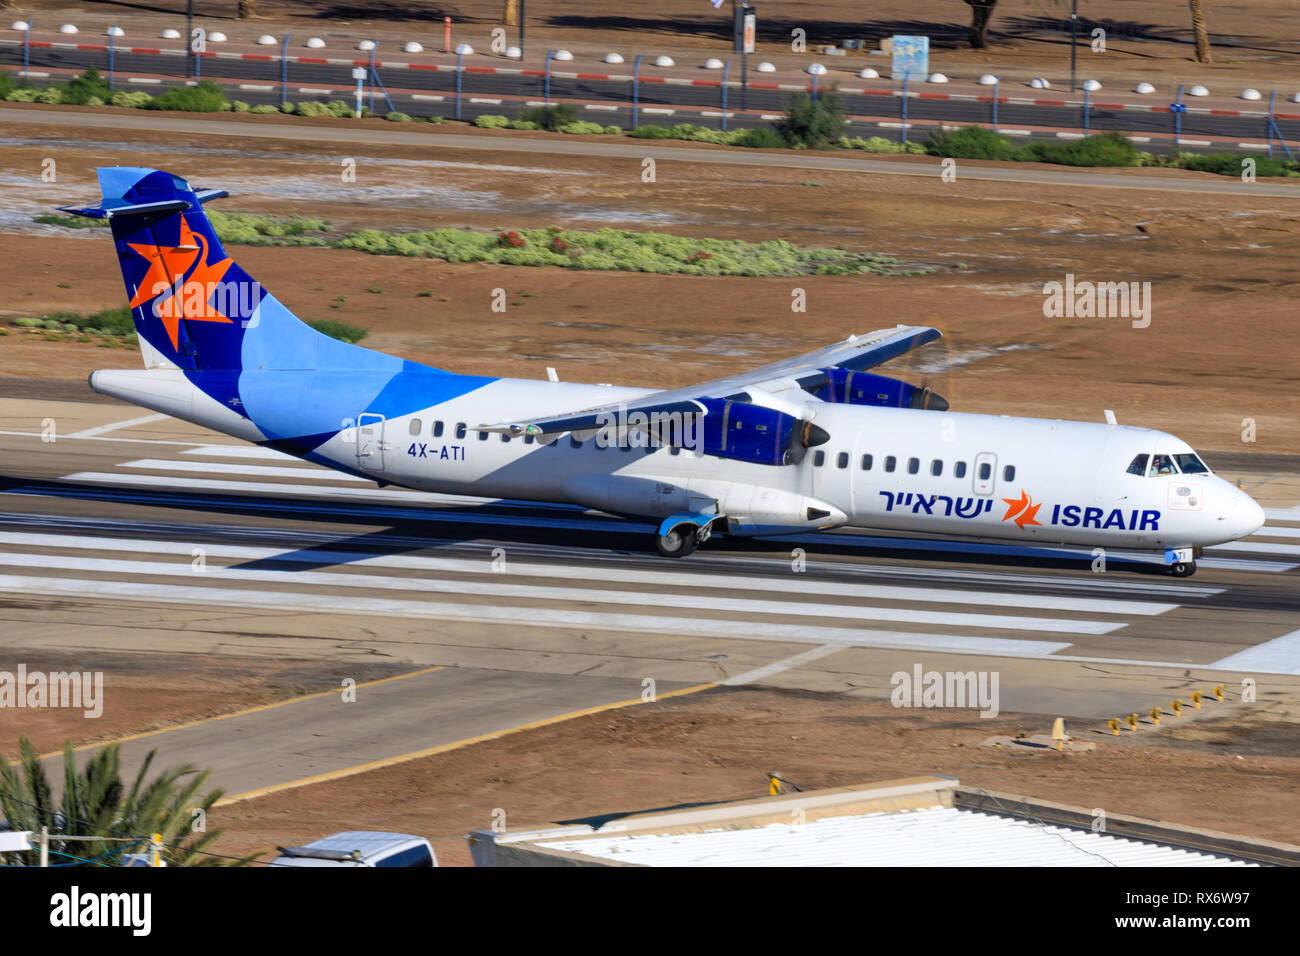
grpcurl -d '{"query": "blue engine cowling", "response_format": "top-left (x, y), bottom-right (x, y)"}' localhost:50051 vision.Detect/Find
top-left (810, 367), bottom-right (948, 411)
top-left (688, 398), bottom-right (828, 466)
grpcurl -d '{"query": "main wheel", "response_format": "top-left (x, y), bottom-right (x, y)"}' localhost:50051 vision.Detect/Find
top-left (656, 524), bottom-right (698, 558)
top-left (1170, 560), bottom-right (1197, 578)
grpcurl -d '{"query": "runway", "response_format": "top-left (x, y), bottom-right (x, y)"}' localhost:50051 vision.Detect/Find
top-left (3, 395), bottom-right (1299, 796)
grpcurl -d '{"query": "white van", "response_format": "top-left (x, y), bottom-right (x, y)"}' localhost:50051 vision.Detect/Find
top-left (268, 831), bottom-right (437, 867)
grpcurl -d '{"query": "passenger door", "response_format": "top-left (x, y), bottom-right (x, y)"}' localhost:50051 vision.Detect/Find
top-left (972, 451), bottom-right (997, 496)
top-left (356, 413), bottom-right (387, 471)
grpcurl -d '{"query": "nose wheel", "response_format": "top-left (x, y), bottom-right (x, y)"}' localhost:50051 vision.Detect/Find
top-left (1169, 560), bottom-right (1197, 578)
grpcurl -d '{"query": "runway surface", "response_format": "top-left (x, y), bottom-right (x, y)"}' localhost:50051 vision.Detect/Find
top-left (3, 396), bottom-right (1298, 795)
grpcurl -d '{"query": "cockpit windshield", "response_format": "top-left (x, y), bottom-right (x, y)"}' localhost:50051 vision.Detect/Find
top-left (1125, 451), bottom-right (1211, 477)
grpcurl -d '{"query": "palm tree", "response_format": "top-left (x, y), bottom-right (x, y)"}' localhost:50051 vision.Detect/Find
top-left (1189, 0), bottom-right (1212, 63)
top-left (0, 738), bottom-right (254, 866)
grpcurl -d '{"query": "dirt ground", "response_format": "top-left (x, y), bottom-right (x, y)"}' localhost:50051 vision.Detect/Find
top-left (18, 0), bottom-right (1300, 88)
top-left (204, 685), bottom-right (1300, 867)
top-left (2, 119), bottom-right (1298, 457)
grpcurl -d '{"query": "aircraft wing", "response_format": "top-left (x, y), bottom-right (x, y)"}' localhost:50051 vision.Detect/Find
top-left (477, 324), bottom-right (941, 436)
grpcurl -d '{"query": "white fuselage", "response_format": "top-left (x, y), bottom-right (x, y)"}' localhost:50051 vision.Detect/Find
top-left (91, 370), bottom-right (1265, 554)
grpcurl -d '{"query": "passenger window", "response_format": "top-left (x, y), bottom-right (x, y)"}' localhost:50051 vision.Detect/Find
top-left (478, 430), bottom-right (489, 442)
top-left (884, 456), bottom-right (896, 473)
top-left (455, 423), bottom-right (467, 439)
top-left (861, 454), bottom-right (873, 471)
top-left (1003, 465), bottom-right (1015, 481)
top-left (1175, 453), bottom-right (1209, 474)
top-left (813, 450), bottom-right (826, 467)
top-left (501, 433), bottom-right (510, 443)
top-left (1151, 454), bottom-right (1178, 476)
top-left (524, 434), bottom-right (534, 445)
top-left (433, 420), bottom-right (444, 438)
top-left (931, 459), bottom-right (942, 477)
top-left (907, 457), bottom-right (919, 475)
top-left (978, 462), bottom-right (991, 480)
top-left (837, 452), bottom-right (849, 469)
top-left (409, 418), bottom-right (421, 436)
top-left (1126, 453), bottom-right (1149, 476)
top-left (954, 461), bottom-right (967, 479)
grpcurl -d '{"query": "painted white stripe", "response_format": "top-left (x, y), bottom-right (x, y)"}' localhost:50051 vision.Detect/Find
top-left (411, 94), bottom-right (445, 101)
top-left (642, 108), bottom-right (675, 115)
top-left (1209, 540), bottom-right (1300, 557)
top-left (1251, 525), bottom-right (1300, 539)
top-left (0, 552), bottom-right (1120, 634)
top-left (722, 645), bottom-right (843, 685)
top-left (1264, 508), bottom-right (1300, 522)
top-left (1178, 139), bottom-right (1212, 146)
top-left (998, 129), bottom-right (1032, 136)
top-left (1129, 136), bottom-right (1151, 143)
top-left (297, 87), bottom-right (333, 94)
top-left (127, 77), bottom-right (162, 84)
top-left (1209, 629), bottom-right (1300, 675)
top-left (760, 113), bottom-right (782, 120)
top-left (1055, 132), bottom-right (1086, 139)
top-left (238, 84), bottom-right (274, 91)
top-left (182, 444), bottom-right (295, 460)
top-left (1199, 556), bottom-right (1299, 573)
top-left (0, 531), bottom-right (1177, 616)
top-left (65, 413), bottom-right (168, 439)
top-left (0, 574), bottom-right (1071, 655)
top-left (22, 71), bottom-right (50, 78)
top-left (469, 97), bottom-right (502, 104)
top-left (0, 429), bottom-right (198, 447)
top-left (119, 458), bottom-right (369, 482)
top-left (1237, 142), bottom-right (1268, 150)
top-left (583, 104), bottom-right (618, 111)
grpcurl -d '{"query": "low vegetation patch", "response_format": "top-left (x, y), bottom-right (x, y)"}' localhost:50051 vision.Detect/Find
top-left (10, 305), bottom-right (137, 346)
top-left (307, 319), bottom-right (368, 343)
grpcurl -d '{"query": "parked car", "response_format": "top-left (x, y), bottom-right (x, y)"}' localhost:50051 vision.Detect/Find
top-left (268, 831), bottom-right (436, 867)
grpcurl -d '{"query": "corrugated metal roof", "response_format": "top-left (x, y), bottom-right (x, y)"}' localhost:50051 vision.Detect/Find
top-left (535, 806), bottom-right (1259, 867)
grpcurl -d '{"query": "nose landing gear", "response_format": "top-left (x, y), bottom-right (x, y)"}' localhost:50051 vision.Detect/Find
top-left (1169, 560), bottom-right (1197, 578)
top-left (1165, 546), bottom-right (1200, 578)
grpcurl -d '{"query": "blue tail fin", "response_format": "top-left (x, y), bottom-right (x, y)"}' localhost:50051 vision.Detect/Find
top-left (63, 167), bottom-right (393, 374)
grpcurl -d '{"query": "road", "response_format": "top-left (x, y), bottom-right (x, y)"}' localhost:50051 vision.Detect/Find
top-left (5, 37), bottom-right (1297, 153)
top-left (6, 106), bottom-right (1300, 199)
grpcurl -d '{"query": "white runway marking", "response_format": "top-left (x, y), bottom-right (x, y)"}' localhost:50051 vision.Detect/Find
top-left (1251, 526), bottom-right (1300, 539)
top-left (182, 444), bottom-right (295, 460)
top-left (0, 575), bottom-right (1073, 656)
top-left (1209, 629), bottom-right (1300, 675)
top-left (0, 552), bottom-right (1123, 634)
top-left (1209, 540), bottom-right (1300, 557)
top-left (0, 531), bottom-right (1179, 616)
top-left (65, 413), bottom-right (168, 439)
top-left (722, 645), bottom-right (843, 685)
top-left (120, 458), bottom-right (370, 482)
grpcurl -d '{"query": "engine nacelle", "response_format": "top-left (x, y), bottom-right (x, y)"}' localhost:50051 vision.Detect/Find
top-left (809, 367), bottom-right (948, 411)
top-left (691, 398), bottom-right (828, 466)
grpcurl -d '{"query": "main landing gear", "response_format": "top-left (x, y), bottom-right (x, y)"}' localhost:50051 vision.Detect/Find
top-left (655, 513), bottom-right (721, 558)
top-left (1169, 560), bottom-right (1197, 578)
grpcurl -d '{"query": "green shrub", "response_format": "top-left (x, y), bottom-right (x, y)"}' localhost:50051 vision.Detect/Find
top-left (0, 70), bottom-right (27, 99)
top-left (110, 90), bottom-right (153, 108)
top-left (231, 100), bottom-right (251, 112)
top-left (840, 134), bottom-right (924, 154)
top-left (925, 125), bottom-right (1019, 160)
top-left (506, 118), bottom-right (539, 130)
top-left (475, 114), bottom-right (510, 128)
top-left (37, 86), bottom-right (63, 105)
top-left (733, 126), bottom-right (788, 148)
top-left (776, 87), bottom-right (846, 149)
top-left (5, 88), bottom-right (40, 103)
top-left (58, 67), bottom-right (112, 105)
top-left (249, 103), bottom-right (280, 114)
top-left (293, 100), bottom-right (330, 117)
top-left (557, 120), bottom-right (611, 135)
top-left (520, 102), bottom-right (578, 131)
top-left (1180, 151), bottom-right (1299, 177)
top-left (385, 111), bottom-right (412, 122)
top-left (1020, 130), bottom-right (1140, 167)
top-left (307, 319), bottom-right (368, 343)
top-left (12, 317), bottom-right (42, 328)
top-left (147, 79), bottom-right (229, 112)
top-left (326, 100), bottom-right (354, 117)
top-left (33, 213), bottom-right (107, 229)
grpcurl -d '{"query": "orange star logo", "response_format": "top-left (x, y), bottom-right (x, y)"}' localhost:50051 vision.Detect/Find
top-left (1000, 489), bottom-right (1043, 529)
top-left (126, 219), bottom-right (234, 349)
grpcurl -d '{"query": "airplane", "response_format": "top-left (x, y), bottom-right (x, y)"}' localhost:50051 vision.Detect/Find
top-left (67, 167), bottom-right (1265, 578)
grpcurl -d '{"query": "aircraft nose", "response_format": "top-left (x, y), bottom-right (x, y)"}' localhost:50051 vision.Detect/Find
top-left (1223, 486), bottom-right (1265, 540)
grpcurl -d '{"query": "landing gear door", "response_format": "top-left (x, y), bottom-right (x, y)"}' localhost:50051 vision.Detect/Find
top-left (357, 412), bottom-right (387, 471)
top-left (972, 451), bottom-right (997, 496)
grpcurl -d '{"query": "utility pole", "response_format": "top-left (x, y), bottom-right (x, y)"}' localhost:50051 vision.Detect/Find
top-left (186, 0), bottom-right (194, 79)
top-left (1069, 0), bottom-right (1078, 92)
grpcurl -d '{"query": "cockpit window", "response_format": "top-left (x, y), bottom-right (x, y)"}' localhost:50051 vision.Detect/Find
top-left (1126, 453), bottom-right (1149, 476)
top-left (1150, 454), bottom-right (1178, 476)
top-left (1175, 453), bottom-right (1210, 474)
